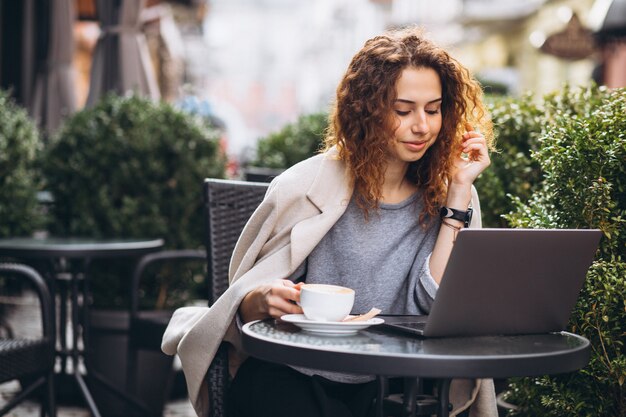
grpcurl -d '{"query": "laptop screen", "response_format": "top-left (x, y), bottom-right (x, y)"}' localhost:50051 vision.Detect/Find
top-left (387, 229), bottom-right (601, 338)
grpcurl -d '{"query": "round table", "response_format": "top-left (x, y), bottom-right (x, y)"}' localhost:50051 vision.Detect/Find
top-left (0, 237), bottom-right (164, 258)
top-left (0, 236), bottom-right (164, 417)
top-left (242, 319), bottom-right (590, 416)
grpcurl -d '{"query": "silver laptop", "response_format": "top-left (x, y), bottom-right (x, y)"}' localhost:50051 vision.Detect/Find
top-left (383, 228), bottom-right (602, 337)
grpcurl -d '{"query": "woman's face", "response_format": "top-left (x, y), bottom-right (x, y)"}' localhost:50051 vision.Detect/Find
top-left (387, 66), bottom-right (443, 166)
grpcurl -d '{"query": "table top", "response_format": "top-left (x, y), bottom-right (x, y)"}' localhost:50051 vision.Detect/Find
top-left (242, 319), bottom-right (591, 379)
top-left (0, 237), bottom-right (164, 258)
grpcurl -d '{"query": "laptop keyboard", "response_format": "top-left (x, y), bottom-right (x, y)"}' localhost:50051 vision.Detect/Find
top-left (399, 322), bottom-right (426, 330)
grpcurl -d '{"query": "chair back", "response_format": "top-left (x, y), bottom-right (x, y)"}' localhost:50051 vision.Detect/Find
top-left (203, 178), bottom-right (269, 305)
top-left (202, 178), bottom-right (268, 417)
top-left (0, 263), bottom-right (56, 416)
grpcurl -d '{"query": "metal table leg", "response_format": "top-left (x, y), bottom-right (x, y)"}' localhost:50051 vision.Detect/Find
top-left (71, 259), bottom-right (102, 417)
top-left (437, 379), bottom-right (452, 417)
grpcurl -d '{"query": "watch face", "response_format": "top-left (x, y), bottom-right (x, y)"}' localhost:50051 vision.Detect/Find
top-left (465, 208), bottom-right (473, 227)
top-left (440, 207), bottom-right (455, 218)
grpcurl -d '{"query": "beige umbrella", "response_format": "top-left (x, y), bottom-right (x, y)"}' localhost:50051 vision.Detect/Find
top-left (31, 0), bottom-right (78, 135)
top-left (86, 0), bottom-right (160, 107)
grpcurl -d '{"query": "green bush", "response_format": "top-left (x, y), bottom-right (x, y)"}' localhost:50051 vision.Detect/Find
top-left (475, 94), bottom-right (543, 227)
top-left (503, 85), bottom-right (626, 417)
top-left (42, 94), bottom-right (226, 308)
top-left (0, 90), bottom-right (46, 237)
top-left (252, 112), bottom-right (328, 169)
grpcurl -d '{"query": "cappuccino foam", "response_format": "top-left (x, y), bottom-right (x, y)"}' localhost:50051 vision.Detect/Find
top-left (302, 284), bottom-right (353, 294)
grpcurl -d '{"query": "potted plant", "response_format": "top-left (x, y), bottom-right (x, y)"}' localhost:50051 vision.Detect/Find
top-left (474, 94), bottom-right (544, 228)
top-left (41, 93), bottom-right (226, 415)
top-left (245, 112), bottom-right (328, 180)
top-left (502, 85), bottom-right (626, 416)
top-left (0, 89), bottom-right (46, 239)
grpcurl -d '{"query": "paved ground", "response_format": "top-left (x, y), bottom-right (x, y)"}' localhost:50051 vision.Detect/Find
top-left (0, 292), bottom-right (196, 417)
top-left (0, 381), bottom-right (195, 417)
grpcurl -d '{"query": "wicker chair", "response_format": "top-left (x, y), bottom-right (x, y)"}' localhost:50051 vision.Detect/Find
top-left (203, 178), bottom-right (269, 417)
top-left (125, 250), bottom-right (207, 416)
top-left (0, 263), bottom-right (56, 417)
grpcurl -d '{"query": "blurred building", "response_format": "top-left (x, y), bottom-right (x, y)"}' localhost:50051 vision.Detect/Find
top-left (589, 0), bottom-right (626, 87)
top-left (383, 0), bottom-right (625, 95)
top-left (0, 0), bottom-right (205, 129)
top-left (199, 0), bottom-right (389, 159)
top-left (1, 0), bottom-right (623, 157)
top-left (450, 0), bottom-right (622, 96)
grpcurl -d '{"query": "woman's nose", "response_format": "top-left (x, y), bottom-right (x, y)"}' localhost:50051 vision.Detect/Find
top-left (411, 112), bottom-right (429, 134)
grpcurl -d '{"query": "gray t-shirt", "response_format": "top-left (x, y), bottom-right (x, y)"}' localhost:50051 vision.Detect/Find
top-left (293, 192), bottom-right (440, 382)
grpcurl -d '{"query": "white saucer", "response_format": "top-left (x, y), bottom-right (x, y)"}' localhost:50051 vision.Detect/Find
top-left (281, 314), bottom-right (384, 335)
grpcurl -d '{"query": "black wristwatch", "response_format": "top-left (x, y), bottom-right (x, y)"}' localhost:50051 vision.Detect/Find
top-left (440, 206), bottom-right (473, 228)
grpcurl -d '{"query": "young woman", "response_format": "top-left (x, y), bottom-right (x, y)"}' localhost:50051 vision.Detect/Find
top-left (162, 26), bottom-right (497, 417)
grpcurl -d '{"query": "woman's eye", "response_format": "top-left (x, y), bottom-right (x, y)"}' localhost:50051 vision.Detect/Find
top-left (395, 110), bottom-right (410, 116)
top-left (425, 109), bottom-right (440, 115)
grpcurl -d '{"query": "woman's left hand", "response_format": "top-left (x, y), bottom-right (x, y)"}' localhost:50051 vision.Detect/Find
top-left (449, 123), bottom-right (491, 187)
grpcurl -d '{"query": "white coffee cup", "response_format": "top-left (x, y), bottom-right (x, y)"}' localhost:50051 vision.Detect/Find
top-left (299, 284), bottom-right (355, 322)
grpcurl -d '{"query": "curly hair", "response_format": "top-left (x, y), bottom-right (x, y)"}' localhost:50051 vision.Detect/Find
top-left (323, 26), bottom-right (494, 220)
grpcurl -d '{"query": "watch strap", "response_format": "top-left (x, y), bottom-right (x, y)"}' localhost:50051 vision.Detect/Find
top-left (440, 206), bottom-right (473, 227)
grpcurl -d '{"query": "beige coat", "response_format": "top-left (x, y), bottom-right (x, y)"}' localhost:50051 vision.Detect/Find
top-left (161, 148), bottom-right (497, 417)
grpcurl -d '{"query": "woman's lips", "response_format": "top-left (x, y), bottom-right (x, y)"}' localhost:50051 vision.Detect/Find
top-left (403, 141), bottom-right (427, 151)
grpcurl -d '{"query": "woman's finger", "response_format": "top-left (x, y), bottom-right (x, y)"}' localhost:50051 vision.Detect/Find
top-left (261, 280), bottom-right (304, 318)
top-left (462, 134), bottom-right (486, 148)
top-left (267, 297), bottom-right (303, 318)
top-left (463, 129), bottom-right (482, 138)
top-left (273, 281), bottom-right (301, 302)
top-left (462, 142), bottom-right (487, 155)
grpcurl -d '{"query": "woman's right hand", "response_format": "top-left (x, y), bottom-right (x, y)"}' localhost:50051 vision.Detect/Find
top-left (239, 279), bottom-right (304, 323)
